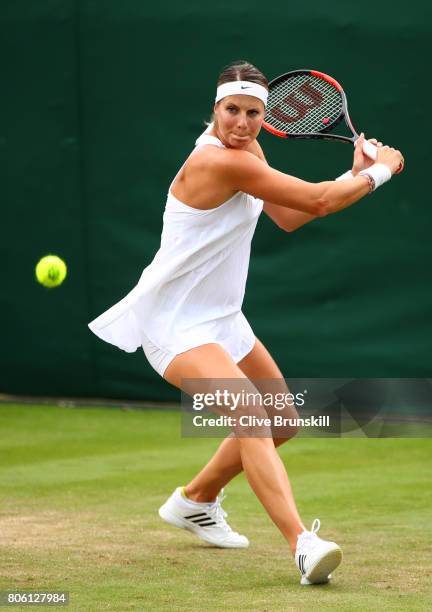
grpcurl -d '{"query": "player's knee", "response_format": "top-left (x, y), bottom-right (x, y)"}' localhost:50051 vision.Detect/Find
top-left (273, 425), bottom-right (299, 445)
top-left (269, 401), bottom-right (301, 441)
top-left (231, 402), bottom-right (272, 438)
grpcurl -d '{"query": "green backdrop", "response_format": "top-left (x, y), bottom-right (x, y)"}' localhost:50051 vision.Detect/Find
top-left (2, 1), bottom-right (431, 401)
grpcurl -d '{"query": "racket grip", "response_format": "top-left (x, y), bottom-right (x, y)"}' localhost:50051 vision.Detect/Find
top-left (361, 138), bottom-right (404, 173)
top-left (361, 139), bottom-right (378, 160)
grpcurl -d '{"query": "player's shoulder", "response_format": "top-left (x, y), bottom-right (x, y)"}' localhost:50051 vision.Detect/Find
top-left (186, 144), bottom-right (252, 173)
top-left (246, 138), bottom-right (266, 159)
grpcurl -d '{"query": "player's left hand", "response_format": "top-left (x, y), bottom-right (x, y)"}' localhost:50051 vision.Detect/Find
top-left (351, 133), bottom-right (382, 175)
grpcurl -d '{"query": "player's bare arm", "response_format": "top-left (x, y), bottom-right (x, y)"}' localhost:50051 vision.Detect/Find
top-left (245, 138), bottom-right (319, 231)
top-left (247, 136), bottom-right (403, 231)
top-left (217, 147), bottom-right (376, 217)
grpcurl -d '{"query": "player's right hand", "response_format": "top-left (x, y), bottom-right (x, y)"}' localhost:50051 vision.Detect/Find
top-left (376, 145), bottom-right (405, 174)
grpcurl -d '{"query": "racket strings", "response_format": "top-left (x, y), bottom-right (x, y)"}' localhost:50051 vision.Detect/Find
top-left (265, 75), bottom-right (343, 134)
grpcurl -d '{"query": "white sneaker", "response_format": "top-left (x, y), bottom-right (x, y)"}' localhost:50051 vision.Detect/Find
top-left (295, 519), bottom-right (342, 585)
top-left (158, 487), bottom-right (249, 548)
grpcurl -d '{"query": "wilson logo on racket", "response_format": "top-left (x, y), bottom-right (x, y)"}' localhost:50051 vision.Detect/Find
top-left (263, 69), bottom-right (379, 164)
top-left (271, 82), bottom-right (324, 123)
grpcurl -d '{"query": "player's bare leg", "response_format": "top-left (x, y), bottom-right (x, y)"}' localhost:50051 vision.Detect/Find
top-left (163, 342), bottom-right (305, 552)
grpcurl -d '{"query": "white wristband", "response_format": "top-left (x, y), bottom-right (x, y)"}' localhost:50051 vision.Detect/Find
top-left (359, 163), bottom-right (392, 191)
top-left (335, 170), bottom-right (354, 181)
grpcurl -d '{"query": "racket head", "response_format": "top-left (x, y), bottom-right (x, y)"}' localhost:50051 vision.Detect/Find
top-left (263, 69), bottom-right (357, 143)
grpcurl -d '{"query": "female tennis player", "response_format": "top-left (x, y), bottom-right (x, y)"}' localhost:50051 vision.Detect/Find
top-left (89, 61), bottom-right (403, 585)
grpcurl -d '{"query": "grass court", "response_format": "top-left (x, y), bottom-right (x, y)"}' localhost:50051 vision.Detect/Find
top-left (1, 403), bottom-right (431, 611)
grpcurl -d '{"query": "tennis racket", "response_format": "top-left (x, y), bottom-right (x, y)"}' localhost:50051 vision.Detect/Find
top-left (262, 69), bottom-right (378, 160)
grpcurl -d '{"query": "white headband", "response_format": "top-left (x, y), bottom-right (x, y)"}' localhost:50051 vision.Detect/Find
top-left (215, 81), bottom-right (268, 107)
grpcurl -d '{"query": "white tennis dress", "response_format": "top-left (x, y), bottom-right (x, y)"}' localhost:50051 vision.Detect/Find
top-left (88, 126), bottom-right (264, 376)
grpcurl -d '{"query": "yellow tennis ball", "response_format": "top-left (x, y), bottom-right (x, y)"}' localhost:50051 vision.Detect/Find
top-left (35, 255), bottom-right (67, 288)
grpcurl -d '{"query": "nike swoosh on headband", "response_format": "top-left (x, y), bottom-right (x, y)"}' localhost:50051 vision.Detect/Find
top-left (215, 81), bottom-right (268, 106)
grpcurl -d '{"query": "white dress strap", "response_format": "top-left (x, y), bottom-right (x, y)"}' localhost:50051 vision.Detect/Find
top-left (195, 122), bottom-right (225, 149)
top-left (169, 123), bottom-right (224, 191)
top-left (195, 134), bottom-right (225, 148)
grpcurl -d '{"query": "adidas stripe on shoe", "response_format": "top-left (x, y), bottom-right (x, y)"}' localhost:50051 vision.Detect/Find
top-left (158, 487), bottom-right (249, 549)
top-left (295, 519), bottom-right (342, 585)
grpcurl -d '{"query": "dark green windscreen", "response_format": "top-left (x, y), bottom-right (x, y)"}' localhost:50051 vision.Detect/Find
top-left (2, 1), bottom-right (430, 401)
